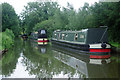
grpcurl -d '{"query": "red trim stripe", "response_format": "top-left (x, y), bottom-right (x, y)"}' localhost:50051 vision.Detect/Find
top-left (90, 49), bottom-right (111, 52)
top-left (38, 40), bottom-right (48, 42)
top-left (90, 55), bottom-right (110, 59)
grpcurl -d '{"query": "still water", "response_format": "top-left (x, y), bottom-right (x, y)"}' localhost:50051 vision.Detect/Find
top-left (0, 38), bottom-right (119, 78)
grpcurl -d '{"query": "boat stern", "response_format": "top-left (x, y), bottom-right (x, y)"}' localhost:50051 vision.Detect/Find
top-left (89, 43), bottom-right (111, 59)
top-left (38, 38), bottom-right (48, 45)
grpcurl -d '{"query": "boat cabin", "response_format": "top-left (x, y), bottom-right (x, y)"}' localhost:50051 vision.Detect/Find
top-left (38, 29), bottom-right (47, 38)
top-left (52, 28), bottom-right (108, 44)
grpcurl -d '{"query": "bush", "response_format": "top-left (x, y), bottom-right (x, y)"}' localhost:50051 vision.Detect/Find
top-left (5, 29), bottom-right (15, 40)
top-left (0, 29), bottom-right (15, 50)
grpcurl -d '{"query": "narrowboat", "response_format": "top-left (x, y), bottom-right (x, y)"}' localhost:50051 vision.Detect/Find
top-left (21, 34), bottom-right (28, 40)
top-left (51, 27), bottom-right (111, 59)
top-left (30, 32), bottom-right (38, 40)
top-left (37, 29), bottom-right (48, 45)
top-left (30, 29), bottom-right (48, 45)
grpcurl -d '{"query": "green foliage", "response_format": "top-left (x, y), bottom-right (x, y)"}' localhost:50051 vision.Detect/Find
top-left (1, 29), bottom-right (15, 50)
top-left (34, 19), bottom-right (54, 37)
top-left (21, 2), bottom-right (59, 35)
top-left (4, 29), bottom-right (15, 40)
top-left (109, 42), bottom-right (120, 48)
top-left (2, 38), bottom-right (21, 76)
top-left (2, 3), bottom-right (20, 36)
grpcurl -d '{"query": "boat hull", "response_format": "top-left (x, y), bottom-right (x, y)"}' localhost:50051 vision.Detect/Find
top-left (51, 39), bottom-right (111, 59)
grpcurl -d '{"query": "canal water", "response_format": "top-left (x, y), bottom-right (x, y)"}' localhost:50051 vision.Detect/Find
top-left (0, 38), bottom-right (119, 78)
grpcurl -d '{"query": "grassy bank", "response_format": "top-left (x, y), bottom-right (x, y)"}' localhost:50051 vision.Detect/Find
top-left (109, 42), bottom-right (120, 48)
top-left (0, 29), bottom-right (15, 52)
top-left (109, 41), bottom-right (120, 63)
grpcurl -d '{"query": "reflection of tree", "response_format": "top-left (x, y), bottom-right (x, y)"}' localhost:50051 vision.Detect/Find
top-left (22, 41), bottom-right (80, 78)
top-left (2, 38), bottom-right (23, 77)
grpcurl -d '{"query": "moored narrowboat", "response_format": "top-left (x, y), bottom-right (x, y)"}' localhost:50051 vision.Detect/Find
top-left (21, 34), bottom-right (28, 40)
top-left (38, 29), bottom-right (48, 45)
top-left (30, 32), bottom-right (38, 40)
top-left (51, 27), bottom-right (111, 59)
top-left (30, 29), bottom-right (48, 45)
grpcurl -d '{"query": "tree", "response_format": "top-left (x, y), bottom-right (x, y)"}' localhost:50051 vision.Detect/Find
top-left (90, 2), bottom-right (120, 42)
top-left (2, 3), bottom-right (20, 36)
top-left (21, 2), bottom-right (59, 35)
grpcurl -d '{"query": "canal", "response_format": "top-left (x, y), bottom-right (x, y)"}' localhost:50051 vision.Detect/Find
top-left (0, 38), bottom-right (119, 78)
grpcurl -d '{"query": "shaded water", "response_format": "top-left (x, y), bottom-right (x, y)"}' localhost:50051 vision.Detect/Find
top-left (0, 38), bottom-right (119, 78)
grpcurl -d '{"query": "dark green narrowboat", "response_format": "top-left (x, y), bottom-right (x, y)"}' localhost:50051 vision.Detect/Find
top-left (51, 27), bottom-right (111, 59)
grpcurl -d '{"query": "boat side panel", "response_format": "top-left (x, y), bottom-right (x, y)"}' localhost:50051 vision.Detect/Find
top-left (77, 32), bottom-right (86, 43)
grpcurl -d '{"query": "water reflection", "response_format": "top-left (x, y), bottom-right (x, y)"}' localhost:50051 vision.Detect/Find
top-left (1, 39), bottom-right (119, 78)
top-left (52, 44), bottom-right (119, 78)
top-left (30, 40), bottom-right (47, 54)
top-left (2, 38), bottom-right (22, 77)
top-left (22, 41), bottom-right (81, 78)
top-left (2, 39), bottom-right (81, 78)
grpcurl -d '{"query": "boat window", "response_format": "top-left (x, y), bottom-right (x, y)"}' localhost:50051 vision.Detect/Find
top-left (62, 34), bottom-right (65, 36)
top-left (35, 32), bottom-right (38, 34)
top-left (62, 34), bottom-right (65, 40)
top-left (41, 30), bottom-right (46, 34)
top-left (80, 34), bottom-right (84, 38)
top-left (75, 33), bottom-right (78, 40)
top-left (54, 34), bottom-right (57, 38)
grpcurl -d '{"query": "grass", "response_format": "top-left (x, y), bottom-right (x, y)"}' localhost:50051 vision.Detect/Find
top-left (109, 42), bottom-right (120, 48)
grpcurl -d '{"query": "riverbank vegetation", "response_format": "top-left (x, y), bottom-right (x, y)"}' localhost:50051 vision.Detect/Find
top-left (0, 29), bottom-right (15, 51)
top-left (109, 42), bottom-right (120, 48)
top-left (1, 3), bottom-right (19, 52)
top-left (2, 3), bottom-right (20, 37)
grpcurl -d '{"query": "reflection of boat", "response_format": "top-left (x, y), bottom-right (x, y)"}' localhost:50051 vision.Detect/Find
top-left (52, 45), bottom-right (118, 78)
top-left (38, 45), bottom-right (47, 53)
top-left (53, 50), bottom-right (88, 78)
top-left (52, 44), bottom-right (111, 65)
top-left (38, 42), bottom-right (47, 45)
top-left (51, 28), bottom-right (111, 59)
top-left (30, 40), bottom-right (47, 54)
